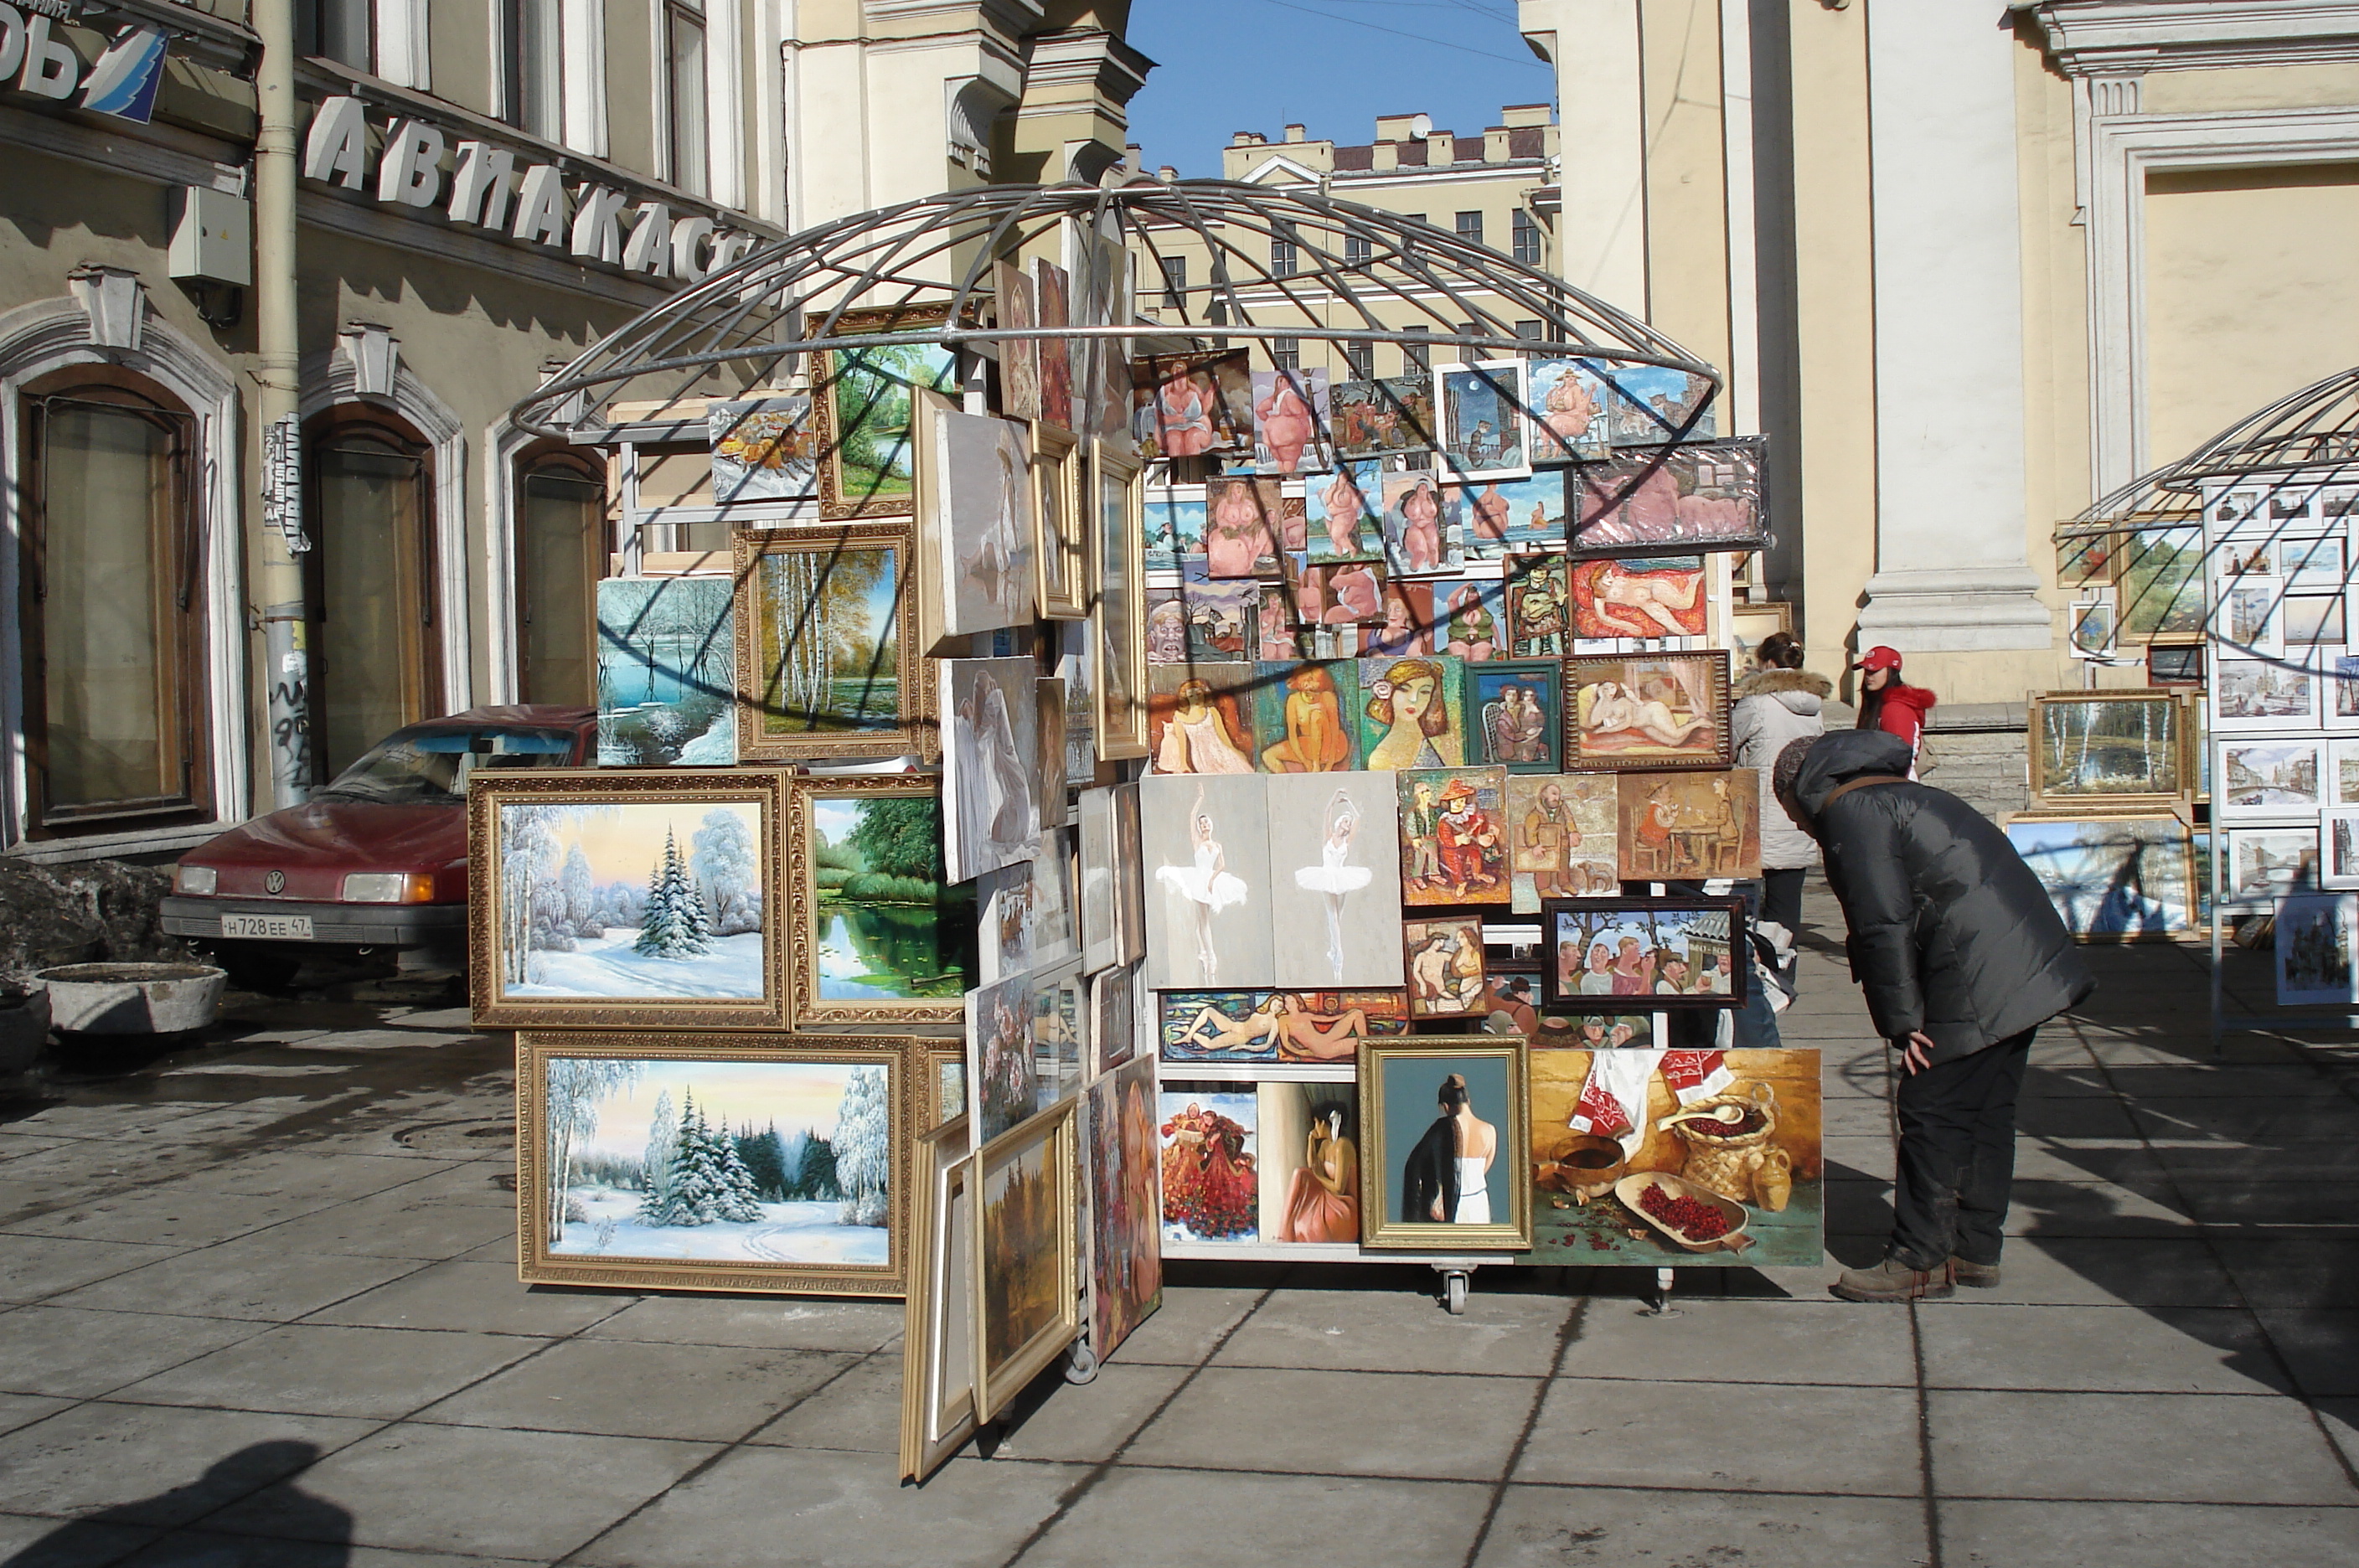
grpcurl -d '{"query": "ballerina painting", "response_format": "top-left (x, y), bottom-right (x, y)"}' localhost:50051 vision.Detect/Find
top-left (1266, 771), bottom-right (1403, 988)
top-left (1143, 776), bottom-right (1272, 989)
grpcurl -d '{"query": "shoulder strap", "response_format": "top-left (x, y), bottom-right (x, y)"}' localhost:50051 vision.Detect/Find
top-left (1818, 774), bottom-right (1912, 811)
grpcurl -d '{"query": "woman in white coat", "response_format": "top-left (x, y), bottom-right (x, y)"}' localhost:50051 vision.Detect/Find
top-left (1731, 632), bottom-right (1831, 965)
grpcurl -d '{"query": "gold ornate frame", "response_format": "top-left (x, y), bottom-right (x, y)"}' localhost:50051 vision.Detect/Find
top-left (784, 774), bottom-right (970, 1029)
top-left (813, 303), bottom-right (960, 521)
top-left (1031, 421), bottom-right (1088, 619)
top-left (971, 1099), bottom-right (1081, 1421)
top-left (515, 1031), bottom-right (920, 1294)
top-left (469, 769), bottom-right (788, 1031)
top-left (2026, 689), bottom-right (2191, 812)
top-left (1091, 441), bottom-right (1149, 759)
top-left (1561, 649), bottom-right (1734, 772)
top-left (900, 1114), bottom-right (977, 1482)
top-left (730, 521), bottom-right (936, 762)
top-left (1356, 1034), bottom-right (1531, 1251)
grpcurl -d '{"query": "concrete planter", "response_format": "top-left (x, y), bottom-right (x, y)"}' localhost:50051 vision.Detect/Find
top-left (0, 987), bottom-right (48, 1074)
top-left (36, 962), bottom-right (225, 1036)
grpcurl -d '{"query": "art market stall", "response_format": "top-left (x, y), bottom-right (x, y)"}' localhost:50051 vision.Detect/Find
top-left (488, 179), bottom-right (1826, 1481)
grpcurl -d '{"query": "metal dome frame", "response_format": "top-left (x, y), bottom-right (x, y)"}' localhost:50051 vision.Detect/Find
top-left (512, 178), bottom-right (1723, 444)
top-left (2056, 364), bottom-right (2359, 673)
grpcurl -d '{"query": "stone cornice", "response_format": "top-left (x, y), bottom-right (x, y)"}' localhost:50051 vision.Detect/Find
top-left (2026, 1), bottom-right (2359, 75)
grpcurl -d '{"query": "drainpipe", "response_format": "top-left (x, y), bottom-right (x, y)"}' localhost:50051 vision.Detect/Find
top-left (252, 0), bottom-right (312, 805)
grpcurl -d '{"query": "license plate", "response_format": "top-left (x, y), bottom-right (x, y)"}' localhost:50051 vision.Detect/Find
top-left (220, 913), bottom-right (314, 941)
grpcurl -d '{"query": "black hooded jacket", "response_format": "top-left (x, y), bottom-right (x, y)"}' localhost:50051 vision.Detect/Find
top-left (1789, 730), bottom-right (2094, 1064)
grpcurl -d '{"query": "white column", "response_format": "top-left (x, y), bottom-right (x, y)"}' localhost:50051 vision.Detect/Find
top-left (1853, 0), bottom-right (2050, 652)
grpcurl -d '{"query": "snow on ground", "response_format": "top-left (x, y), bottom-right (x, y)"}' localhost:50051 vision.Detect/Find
top-left (554, 1188), bottom-right (889, 1264)
top-left (674, 711), bottom-right (736, 765)
top-left (509, 929), bottom-right (764, 999)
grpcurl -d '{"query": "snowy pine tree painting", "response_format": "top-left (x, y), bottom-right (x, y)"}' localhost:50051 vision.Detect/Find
top-left (497, 800), bottom-right (764, 1000)
top-left (546, 1057), bottom-right (893, 1266)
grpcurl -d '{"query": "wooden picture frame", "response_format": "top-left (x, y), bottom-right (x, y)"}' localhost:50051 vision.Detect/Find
top-left (900, 1115), bottom-right (978, 1482)
top-left (731, 522), bottom-right (932, 761)
top-left (1356, 1034), bottom-right (1531, 1251)
top-left (470, 769), bottom-right (788, 1031)
top-left (785, 774), bottom-right (973, 1029)
top-left (972, 1101), bottom-right (1081, 1421)
top-left (2028, 689), bottom-right (2190, 811)
top-left (813, 303), bottom-right (961, 520)
top-left (1541, 895), bottom-right (1749, 1008)
top-left (1561, 650), bottom-right (1734, 772)
top-left (1092, 441), bottom-right (1150, 759)
top-left (516, 1032), bottom-right (919, 1295)
top-left (1032, 421), bottom-right (1088, 619)
top-left (2145, 639), bottom-right (2205, 689)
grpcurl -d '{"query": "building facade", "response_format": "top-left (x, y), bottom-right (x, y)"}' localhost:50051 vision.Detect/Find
top-left (0, 0), bottom-right (1142, 864)
top-left (1515, 0), bottom-right (2359, 709)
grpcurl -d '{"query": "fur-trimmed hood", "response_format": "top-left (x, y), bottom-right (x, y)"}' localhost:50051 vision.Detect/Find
top-left (1735, 667), bottom-right (1833, 711)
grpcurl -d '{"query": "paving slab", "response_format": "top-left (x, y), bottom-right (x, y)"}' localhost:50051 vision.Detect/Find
top-left (581, 1292), bottom-right (901, 1352)
top-left (238, 1189), bottom-right (523, 1261)
top-left (117, 1533), bottom-right (547, 1568)
top-left (1564, 1297), bottom-right (1918, 1388)
top-left (1938, 1498), bottom-right (2359, 1568)
top-left (0, 1393), bottom-right (72, 1439)
top-left (739, 1351), bottom-right (902, 1455)
top-left (1928, 1389), bottom-right (2356, 1504)
top-left (306, 1260), bottom-right (637, 1337)
top-left (0, 1234), bottom-right (186, 1303)
top-left (1515, 1377), bottom-right (1923, 1495)
top-left (1083, 1282), bottom-right (1265, 1367)
top-left (112, 1323), bottom-right (545, 1420)
top-left (2214, 1236), bottom-right (2359, 1311)
top-left (8, 1183), bottom-right (352, 1247)
top-left (0, 1510), bottom-right (159, 1568)
top-left (0, 1401), bottom-right (376, 1524)
top-left (1472, 1483), bottom-right (1930, 1567)
top-left (2253, 1308), bottom-right (2359, 1398)
top-left (1020, 1464), bottom-right (1491, 1568)
top-left (208, 1424), bottom-right (719, 1560)
top-left (48, 1237), bottom-right (424, 1322)
top-left (0, 1306), bottom-right (271, 1399)
top-left (987, 1360), bottom-right (1195, 1463)
top-left (1210, 1280), bottom-right (1574, 1377)
top-left (1945, 1236), bottom-right (2241, 1308)
top-left (1124, 1364), bottom-right (1536, 1481)
top-left (1917, 1302), bottom-right (2288, 1395)
top-left (416, 1337), bottom-right (855, 1442)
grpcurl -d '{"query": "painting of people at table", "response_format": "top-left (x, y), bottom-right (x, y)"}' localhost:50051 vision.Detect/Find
top-left (1617, 770), bottom-right (1763, 881)
top-left (1564, 652), bottom-right (1732, 771)
top-left (1572, 557), bottom-right (1709, 640)
top-left (1400, 769), bottom-right (1509, 907)
top-left (1359, 655), bottom-right (1467, 770)
top-left (1204, 477), bottom-right (1286, 578)
top-left (1250, 368), bottom-right (1332, 476)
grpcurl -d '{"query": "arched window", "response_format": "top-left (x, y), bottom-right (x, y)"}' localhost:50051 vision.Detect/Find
top-left (305, 407), bottom-right (440, 780)
top-left (18, 370), bottom-right (207, 830)
top-left (514, 445), bottom-right (607, 706)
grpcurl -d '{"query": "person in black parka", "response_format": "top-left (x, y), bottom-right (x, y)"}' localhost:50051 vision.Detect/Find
top-left (1773, 729), bottom-right (2096, 1302)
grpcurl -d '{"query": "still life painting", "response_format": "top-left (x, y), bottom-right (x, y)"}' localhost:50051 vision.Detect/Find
top-left (709, 394), bottom-right (818, 505)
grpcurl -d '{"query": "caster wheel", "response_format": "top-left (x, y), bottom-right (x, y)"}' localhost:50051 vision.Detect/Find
top-left (1445, 1271), bottom-right (1469, 1315)
top-left (1063, 1340), bottom-right (1098, 1384)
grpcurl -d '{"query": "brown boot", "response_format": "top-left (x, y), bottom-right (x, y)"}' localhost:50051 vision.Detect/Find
top-left (1830, 1256), bottom-right (1954, 1302)
top-left (1949, 1256), bottom-right (2001, 1288)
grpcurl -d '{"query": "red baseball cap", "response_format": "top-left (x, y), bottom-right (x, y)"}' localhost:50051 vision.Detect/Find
top-left (1852, 645), bottom-right (1904, 673)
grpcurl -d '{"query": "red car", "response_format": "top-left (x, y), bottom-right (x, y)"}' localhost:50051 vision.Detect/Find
top-left (163, 705), bottom-right (596, 988)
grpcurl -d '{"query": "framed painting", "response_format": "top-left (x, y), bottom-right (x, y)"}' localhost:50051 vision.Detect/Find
top-left (2226, 826), bottom-right (2320, 907)
top-left (1031, 422), bottom-right (1088, 619)
top-left (1431, 575), bottom-right (1510, 661)
top-left (1132, 349), bottom-right (1252, 461)
top-left (1529, 1047), bottom-right (1823, 1268)
top-left (1357, 1034), bottom-right (1531, 1250)
top-left (2217, 739), bottom-right (2323, 822)
top-left (932, 408), bottom-right (1035, 636)
top-left (1158, 988), bottom-right (1410, 1065)
top-left (966, 972), bottom-right (1035, 1148)
top-left (1253, 660), bottom-right (1360, 772)
top-left (900, 1116), bottom-right (975, 1483)
top-left (1403, 914), bottom-right (1489, 1020)
top-left (2322, 808), bottom-right (2359, 890)
top-left (516, 1032), bottom-right (917, 1294)
top-left (1247, 367), bottom-right (1333, 477)
top-left (471, 770), bottom-right (786, 1030)
top-left (1448, 474), bottom-right (1570, 565)
top-left (1088, 1055), bottom-right (1162, 1359)
top-left (925, 1039), bottom-right (967, 1130)
top-left (730, 524), bottom-right (927, 761)
top-left (1571, 556), bottom-right (1708, 640)
top-left (1143, 484), bottom-right (1207, 573)
top-left (1507, 773), bottom-right (1618, 911)
top-left (1571, 439), bottom-right (1763, 558)
top-left (2003, 814), bottom-right (2193, 940)
top-left (1598, 363), bottom-right (1717, 445)
top-left (1617, 769), bottom-right (1763, 880)
top-left (1358, 652), bottom-right (1469, 770)
top-left (1259, 1081), bottom-right (1364, 1245)
top-left (1523, 354), bottom-right (1612, 463)
top-left (1529, 1010), bottom-right (1654, 1050)
top-left (1076, 786), bottom-right (1122, 973)
top-left (1147, 663), bottom-right (1259, 775)
top-left (1306, 460), bottom-right (1386, 564)
top-left (1267, 770), bottom-right (1407, 988)
top-left (1504, 555), bottom-right (1570, 658)
top-left (995, 260), bottom-right (1040, 423)
top-left (1542, 896), bottom-right (1747, 1008)
top-left (1139, 771), bottom-right (1274, 990)
top-left (596, 575), bottom-right (735, 766)
top-left (1398, 766), bottom-right (1510, 908)
top-left (1202, 476), bottom-right (1286, 579)
top-left (1055, 620), bottom-right (1099, 787)
top-left (2331, 738), bottom-right (2359, 807)
top-left (1564, 651), bottom-right (1732, 771)
top-left (1159, 1083), bottom-right (1261, 1244)
top-left (1112, 781), bottom-right (1147, 964)
top-left (1092, 442), bottom-right (1150, 761)
top-left (1035, 678), bottom-right (1069, 831)
top-left (2277, 893), bottom-right (2359, 1005)
top-left (1377, 467), bottom-right (1451, 577)
top-left (709, 393), bottom-right (819, 506)
top-left (1031, 257), bottom-right (1073, 432)
top-left (2030, 691), bottom-right (2189, 811)
top-left (973, 1100), bottom-right (1081, 1421)
top-left (2212, 658), bottom-right (2316, 732)
top-left (1331, 370), bottom-right (1438, 458)
top-left (1436, 360), bottom-right (1531, 482)
top-left (1090, 962), bottom-right (1140, 1074)
top-left (938, 657), bottom-right (1039, 885)
top-left (1467, 660), bottom-right (1563, 771)
top-left (787, 774), bottom-right (973, 1027)
top-left (814, 304), bottom-right (963, 520)
top-left (1364, 580), bottom-right (1436, 658)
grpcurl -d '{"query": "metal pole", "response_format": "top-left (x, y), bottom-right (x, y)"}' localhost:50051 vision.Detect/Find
top-left (253, 0), bottom-right (312, 804)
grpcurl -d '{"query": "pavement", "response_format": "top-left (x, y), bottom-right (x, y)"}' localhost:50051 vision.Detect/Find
top-left (3, 881), bottom-right (2356, 1567)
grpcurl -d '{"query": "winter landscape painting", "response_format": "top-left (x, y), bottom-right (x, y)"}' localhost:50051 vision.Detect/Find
top-left (788, 776), bottom-right (971, 1027)
top-left (596, 577), bottom-right (736, 766)
top-left (472, 772), bottom-right (785, 1029)
top-left (518, 1035), bottom-right (912, 1293)
top-left (734, 524), bottom-right (922, 760)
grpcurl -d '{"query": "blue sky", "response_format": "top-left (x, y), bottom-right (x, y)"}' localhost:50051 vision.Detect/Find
top-left (1125, 0), bottom-right (1556, 178)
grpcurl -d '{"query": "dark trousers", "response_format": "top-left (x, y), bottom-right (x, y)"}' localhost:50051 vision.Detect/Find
top-left (1760, 866), bottom-right (1806, 939)
top-left (1890, 1029), bottom-right (2035, 1270)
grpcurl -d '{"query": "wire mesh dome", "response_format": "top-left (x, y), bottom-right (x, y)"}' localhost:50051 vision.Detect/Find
top-left (2055, 364), bottom-right (2359, 673)
top-left (512, 178), bottom-right (1722, 443)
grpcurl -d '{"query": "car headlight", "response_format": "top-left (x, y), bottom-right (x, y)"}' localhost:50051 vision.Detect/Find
top-left (173, 864), bottom-right (218, 896)
top-left (342, 872), bottom-right (436, 903)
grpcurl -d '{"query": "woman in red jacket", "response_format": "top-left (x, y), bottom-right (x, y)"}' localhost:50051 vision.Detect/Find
top-left (1853, 646), bottom-right (1936, 774)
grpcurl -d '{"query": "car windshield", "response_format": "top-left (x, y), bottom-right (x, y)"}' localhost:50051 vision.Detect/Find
top-left (316, 725), bottom-right (576, 805)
